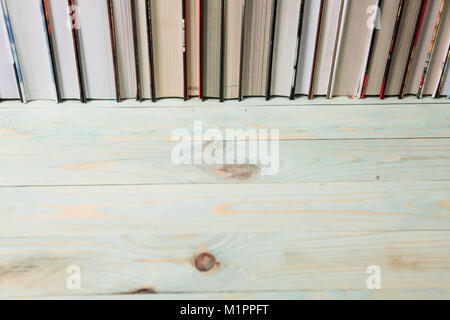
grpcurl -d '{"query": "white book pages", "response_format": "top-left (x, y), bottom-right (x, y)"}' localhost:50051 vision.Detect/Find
top-left (151, 0), bottom-right (184, 98)
top-left (47, 0), bottom-right (80, 99)
top-left (364, 0), bottom-right (400, 96)
top-left (135, 0), bottom-right (151, 99)
top-left (224, 0), bottom-right (244, 99)
top-left (77, 0), bottom-right (115, 99)
top-left (314, 0), bottom-right (341, 96)
top-left (0, 1), bottom-right (18, 99)
top-left (187, 0), bottom-right (200, 97)
top-left (113, 0), bottom-right (136, 99)
top-left (405, 0), bottom-right (443, 95)
top-left (424, 1), bottom-right (450, 96)
top-left (5, 0), bottom-right (56, 101)
top-left (332, 0), bottom-right (377, 97)
top-left (443, 66), bottom-right (450, 96)
top-left (294, 0), bottom-right (321, 95)
top-left (271, 0), bottom-right (301, 97)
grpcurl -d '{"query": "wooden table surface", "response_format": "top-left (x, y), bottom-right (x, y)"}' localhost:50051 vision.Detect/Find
top-left (0, 97), bottom-right (449, 299)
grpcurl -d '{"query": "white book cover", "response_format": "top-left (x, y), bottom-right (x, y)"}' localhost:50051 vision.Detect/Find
top-left (47, 0), bottom-right (80, 99)
top-left (5, 0), bottom-right (56, 101)
top-left (294, 0), bottom-right (321, 95)
top-left (112, 0), bottom-right (137, 99)
top-left (135, 0), bottom-right (151, 99)
top-left (271, 0), bottom-right (302, 97)
top-left (314, 0), bottom-right (341, 95)
top-left (0, 1), bottom-right (18, 99)
top-left (77, 0), bottom-right (115, 99)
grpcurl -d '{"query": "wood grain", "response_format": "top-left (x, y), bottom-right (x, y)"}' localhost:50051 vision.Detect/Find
top-left (0, 139), bottom-right (449, 186)
top-left (0, 181), bottom-right (448, 237)
top-left (0, 104), bottom-right (449, 142)
top-left (1, 231), bottom-right (449, 298)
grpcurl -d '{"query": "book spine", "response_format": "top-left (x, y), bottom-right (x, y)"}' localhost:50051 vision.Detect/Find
top-left (200, 0), bottom-right (205, 101)
top-left (308, 0), bottom-right (325, 100)
top-left (238, 0), bottom-right (246, 101)
top-left (182, 0), bottom-right (188, 100)
top-left (68, 0), bottom-right (86, 103)
top-left (360, 0), bottom-right (383, 99)
top-left (399, 0), bottom-right (427, 99)
top-left (379, 0), bottom-right (404, 99)
top-left (219, 0), bottom-right (225, 102)
top-left (417, 0), bottom-right (446, 99)
top-left (434, 43), bottom-right (450, 97)
top-left (146, 0), bottom-right (156, 102)
top-left (41, 0), bottom-right (61, 103)
top-left (107, 0), bottom-right (121, 102)
top-left (328, 0), bottom-right (348, 99)
top-left (289, 0), bottom-right (305, 100)
top-left (130, 0), bottom-right (141, 101)
top-left (1, 0), bottom-right (26, 103)
top-left (265, 0), bottom-right (277, 101)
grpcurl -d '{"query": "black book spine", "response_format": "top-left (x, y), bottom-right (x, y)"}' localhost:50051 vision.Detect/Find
top-left (68, 0), bottom-right (86, 103)
top-left (41, 0), bottom-right (61, 103)
top-left (238, 0), bottom-right (246, 101)
top-left (219, 0), bottom-right (226, 102)
top-left (265, 0), bottom-right (277, 101)
top-left (289, 0), bottom-right (305, 100)
top-left (106, 0), bottom-right (121, 102)
top-left (146, 0), bottom-right (156, 102)
top-left (130, 0), bottom-right (141, 101)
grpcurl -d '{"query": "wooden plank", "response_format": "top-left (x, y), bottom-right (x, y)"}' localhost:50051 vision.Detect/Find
top-left (0, 104), bottom-right (448, 142)
top-left (0, 181), bottom-right (449, 237)
top-left (0, 139), bottom-right (449, 186)
top-left (1, 231), bottom-right (449, 297)
top-left (22, 290), bottom-right (449, 300)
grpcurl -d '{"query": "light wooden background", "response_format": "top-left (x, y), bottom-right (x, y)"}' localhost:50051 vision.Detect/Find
top-left (0, 97), bottom-right (449, 299)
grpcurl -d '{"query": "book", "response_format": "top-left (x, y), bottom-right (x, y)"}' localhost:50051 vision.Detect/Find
top-left (308, 0), bottom-right (325, 99)
top-left (150, 0), bottom-right (185, 99)
top-left (327, 0), bottom-right (347, 99)
top-left (441, 62), bottom-right (450, 96)
top-left (313, 0), bottom-right (342, 97)
top-left (332, 0), bottom-right (378, 98)
top-left (242, 0), bottom-right (274, 97)
top-left (359, 0), bottom-right (382, 98)
top-left (77, 0), bottom-right (116, 100)
top-left (0, 0), bottom-right (19, 100)
top-left (382, 0), bottom-right (423, 96)
top-left (223, 0), bottom-right (245, 100)
top-left (435, 43), bottom-right (450, 97)
top-left (111, 0), bottom-right (138, 100)
top-left (186, 0), bottom-right (200, 98)
top-left (380, 0), bottom-right (404, 99)
top-left (45, 0), bottom-right (81, 101)
top-left (404, 0), bottom-right (443, 96)
top-left (399, 0), bottom-right (428, 99)
top-left (422, 0), bottom-right (449, 97)
top-left (135, 0), bottom-right (152, 100)
top-left (294, 0), bottom-right (322, 96)
top-left (201, 0), bottom-right (222, 99)
top-left (5, 0), bottom-right (57, 101)
top-left (270, 0), bottom-right (302, 98)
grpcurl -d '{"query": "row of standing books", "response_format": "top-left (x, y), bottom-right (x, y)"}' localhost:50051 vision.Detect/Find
top-left (0, 0), bottom-right (449, 103)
